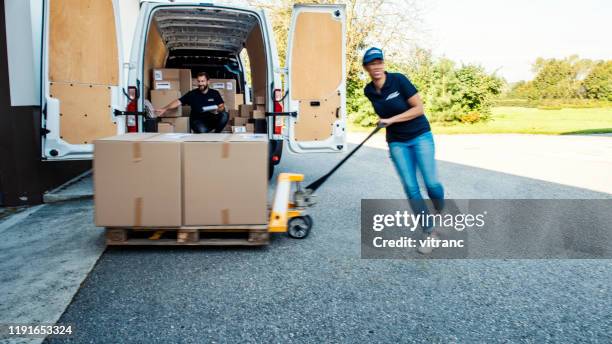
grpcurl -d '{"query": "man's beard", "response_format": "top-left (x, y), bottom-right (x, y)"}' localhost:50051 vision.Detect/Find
top-left (199, 85), bottom-right (208, 92)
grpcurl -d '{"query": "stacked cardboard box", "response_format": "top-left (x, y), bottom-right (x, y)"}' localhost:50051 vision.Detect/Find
top-left (94, 133), bottom-right (185, 227)
top-left (152, 68), bottom-right (192, 95)
top-left (182, 134), bottom-right (268, 225)
top-left (158, 122), bottom-right (174, 133)
top-left (160, 117), bottom-right (190, 133)
top-left (94, 133), bottom-right (268, 227)
top-left (151, 68), bottom-right (193, 118)
top-left (209, 79), bottom-right (238, 111)
top-left (150, 89), bottom-right (182, 117)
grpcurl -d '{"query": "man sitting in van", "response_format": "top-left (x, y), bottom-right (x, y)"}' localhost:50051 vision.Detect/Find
top-left (154, 72), bottom-right (228, 133)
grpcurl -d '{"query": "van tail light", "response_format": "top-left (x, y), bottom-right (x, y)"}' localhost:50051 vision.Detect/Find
top-left (273, 88), bottom-right (283, 135)
top-left (126, 86), bottom-right (139, 133)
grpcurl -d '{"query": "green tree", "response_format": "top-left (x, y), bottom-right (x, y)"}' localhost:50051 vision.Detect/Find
top-left (583, 61), bottom-right (612, 101)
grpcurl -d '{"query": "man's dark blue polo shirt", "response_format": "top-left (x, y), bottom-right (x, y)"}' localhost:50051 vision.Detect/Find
top-left (364, 72), bottom-right (431, 142)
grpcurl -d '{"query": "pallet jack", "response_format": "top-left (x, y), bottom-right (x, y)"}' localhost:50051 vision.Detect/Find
top-left (268, 123), bottom-right (385, 239)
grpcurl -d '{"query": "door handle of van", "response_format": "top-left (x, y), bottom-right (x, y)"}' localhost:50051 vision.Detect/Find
top-left (310, 101), bottom-right (321, 107)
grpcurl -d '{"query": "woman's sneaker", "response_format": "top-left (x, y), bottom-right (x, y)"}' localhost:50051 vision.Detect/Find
top-left (417, 230), bottom-right (440, 255)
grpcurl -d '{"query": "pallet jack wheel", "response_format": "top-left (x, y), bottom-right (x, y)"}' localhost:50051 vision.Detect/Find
top-left (287, 215), bottom-right (312, 239)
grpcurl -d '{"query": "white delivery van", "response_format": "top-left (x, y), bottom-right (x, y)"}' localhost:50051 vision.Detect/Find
top-left (40, 0), bottom-right (347, 176)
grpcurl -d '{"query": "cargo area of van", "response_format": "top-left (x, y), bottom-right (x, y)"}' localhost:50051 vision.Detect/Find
top-left (40, 1), bottom-right (346, 161)
top-left (142, 7), bottom-right (269, 134)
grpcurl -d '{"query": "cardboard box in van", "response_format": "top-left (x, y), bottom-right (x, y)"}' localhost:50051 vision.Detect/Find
top-left (158, 122), bottom-right (174, 133)
top-left (252, 109), bottom-right (266, 119)
top-left (233, 117), bottom-right (248, 126)
top-left (209, 79), bottom-right (237, 110)
top-left (182, 134), bottom-right (268, 225)
top-left (235, 94), bottom-right (244, 108)
top-left (151, 90), bottom-right (182, 117)
top-left (254, 96), bottom-right (266, 105)
top-left (228, 109), bottom-right (240, 120)
top-left (161, 117), bottom-right (190, 133)
top-left (94, 133), bottom-right (184, 227)
top-left (239, 104), bottom-right (253, 118)
top-left (152, 68), bottom-right (192, 95)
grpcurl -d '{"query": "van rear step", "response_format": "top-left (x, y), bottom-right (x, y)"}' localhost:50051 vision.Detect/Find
top-left (105, 225), bottom-right (269, 246)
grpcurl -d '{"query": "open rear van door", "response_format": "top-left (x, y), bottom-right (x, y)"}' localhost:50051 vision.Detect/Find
top-left (286, 4), bottom-right (346, 153)
top-left (41, 0), bottom-right (133, 160)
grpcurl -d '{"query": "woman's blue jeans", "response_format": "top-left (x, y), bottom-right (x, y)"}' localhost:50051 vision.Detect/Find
top-left (388, 131), bottom-right (445, 233)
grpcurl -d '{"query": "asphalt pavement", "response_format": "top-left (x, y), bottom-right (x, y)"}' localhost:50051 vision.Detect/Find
top-left (42, 135), bottom-right (612, 343)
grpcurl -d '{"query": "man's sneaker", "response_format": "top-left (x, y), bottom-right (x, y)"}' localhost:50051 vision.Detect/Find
top-left (417, 230), bottom-right (440, 255)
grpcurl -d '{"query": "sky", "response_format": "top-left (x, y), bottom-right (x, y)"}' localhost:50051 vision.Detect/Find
top-left (421, 0), bottom-right (612, 82)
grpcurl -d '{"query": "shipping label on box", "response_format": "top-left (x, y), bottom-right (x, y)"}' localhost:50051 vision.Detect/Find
top-left (154, 80), bottom-right (181, 90)
top-left (232, 126), bottom-right (246, 133)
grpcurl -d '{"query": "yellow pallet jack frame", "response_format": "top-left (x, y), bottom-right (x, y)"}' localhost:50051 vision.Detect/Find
top-left (268, 172), bottom-right (315, 239)
top-left (267, 124), bottom-right (384, 239)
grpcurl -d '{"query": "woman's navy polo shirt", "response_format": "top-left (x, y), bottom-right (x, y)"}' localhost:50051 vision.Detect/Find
top-left (364, 72), bottom-right (431, 142)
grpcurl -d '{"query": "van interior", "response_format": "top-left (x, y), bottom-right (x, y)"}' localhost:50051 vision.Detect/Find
top-left (144, 7), bottom-right (269, 133)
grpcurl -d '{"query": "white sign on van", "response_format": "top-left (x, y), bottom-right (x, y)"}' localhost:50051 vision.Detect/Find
top-left (154, 70), bottom-right (163, 81)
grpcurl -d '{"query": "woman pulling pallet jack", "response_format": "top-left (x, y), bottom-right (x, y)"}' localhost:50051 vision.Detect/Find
top-left (274, 48), bottom-right (445, 255)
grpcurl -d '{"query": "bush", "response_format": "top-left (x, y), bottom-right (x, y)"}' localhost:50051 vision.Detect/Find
top-left (349, 54), bottom-right (503, 127)
top-left (583, 61), bottom-right (612, 101)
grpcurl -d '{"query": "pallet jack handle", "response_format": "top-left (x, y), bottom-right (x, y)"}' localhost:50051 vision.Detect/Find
top-left (305, 122), bottom-right (385, 193)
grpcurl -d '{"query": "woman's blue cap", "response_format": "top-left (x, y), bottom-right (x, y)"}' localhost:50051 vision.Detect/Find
top-left (363, 47), bottom-right (384, 65)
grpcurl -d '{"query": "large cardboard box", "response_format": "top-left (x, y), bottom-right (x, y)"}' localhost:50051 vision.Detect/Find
top-left (151, 90), bottom-right (182, 117)
top-left (152, 68), bottom-right (192, 95)
top-left (161, 117), bottom-right (190, 133)
top-left (209, 78), bottom-right (238, 110)
top-left (182, 134), bottom-right (268, 225)
top-left (94, 133), bottom-right (185, 227)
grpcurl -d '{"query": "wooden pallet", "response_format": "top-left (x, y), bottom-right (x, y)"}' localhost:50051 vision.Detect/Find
top-left (105, 225), bottom-right (269, 246)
